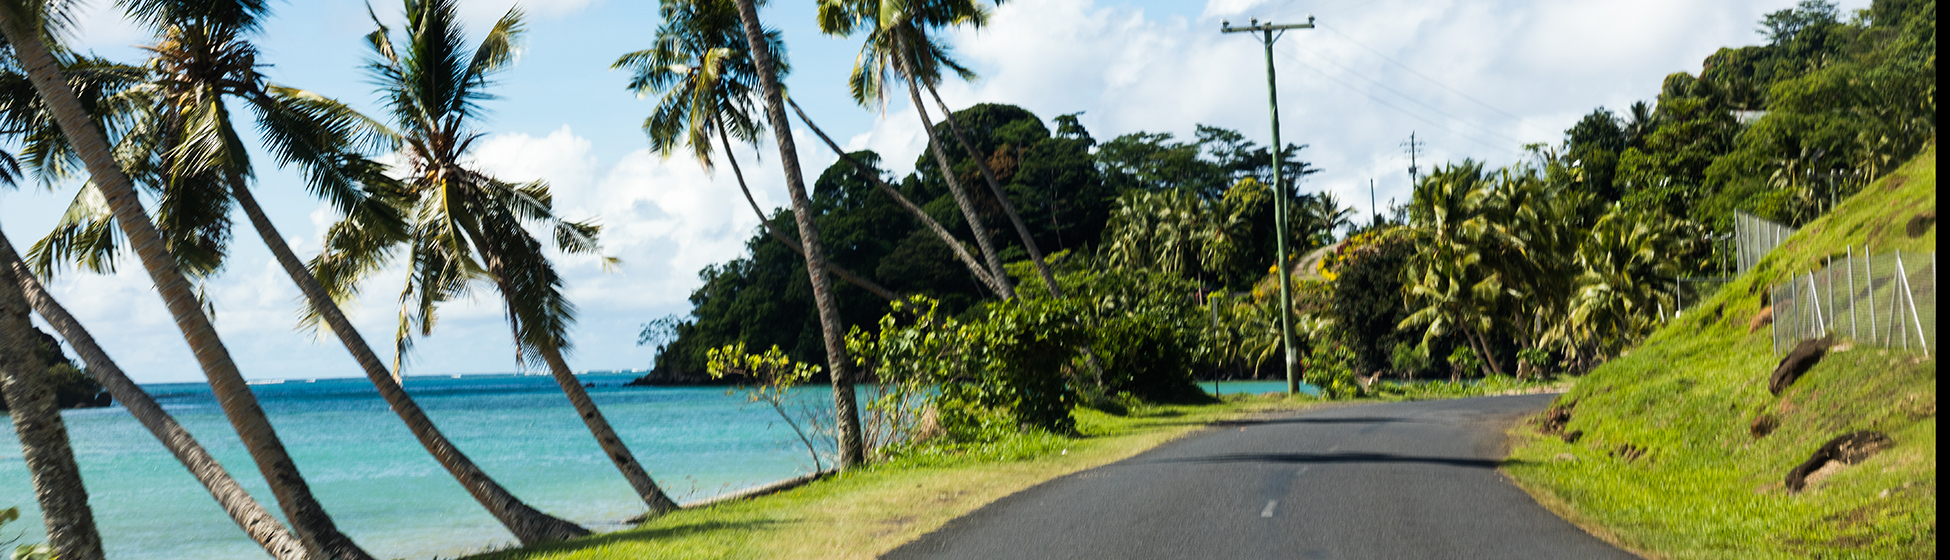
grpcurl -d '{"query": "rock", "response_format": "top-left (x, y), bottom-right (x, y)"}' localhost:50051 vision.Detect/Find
top-left (1769, 336), bottom-right (1831, 395)
top-left (1906, 210), bottom-right (1935, 237)
top-left (1748, 306), bottom-right (1774, 333)
top-left (1553, 453), bottom-right (1577, 463)
top-left (1785, 431), bottom-right (1895, 492)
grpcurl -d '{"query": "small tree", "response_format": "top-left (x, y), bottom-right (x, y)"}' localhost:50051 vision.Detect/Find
top-left (707, 342), bottom-right (828, 472)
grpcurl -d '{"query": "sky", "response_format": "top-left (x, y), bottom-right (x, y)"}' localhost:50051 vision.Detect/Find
top-left (0, 0), bottom-right (1866, 383)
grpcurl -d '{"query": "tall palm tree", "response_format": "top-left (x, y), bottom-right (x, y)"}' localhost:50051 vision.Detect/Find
top-left (0, 3), bottom-right (371, 558)
top-left (63, 0), bottom-right (597, 545)
top-left (0, 48), bottom-right (309, 559)
top-left (819, 0), bottom-right (1017, 299)
top-left (727, 0), bottom-right (867, 468)
top-left (615, 0), bottom-right (893, 301)
top-left (1397, 162), bottom-right (1510, 376)
top-left (3, 231), bottom-right (308, 560)
top-left (344, 0), bottom-right (682, 512)
top-left (0, 231), bottom-right (103, 560)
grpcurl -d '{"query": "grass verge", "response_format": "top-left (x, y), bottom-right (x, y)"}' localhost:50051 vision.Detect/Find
top-left (1503, 144), bottom-right (1938, 559)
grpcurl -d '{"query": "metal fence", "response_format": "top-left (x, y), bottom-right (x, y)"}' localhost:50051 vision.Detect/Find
top-left (1771, 248), bottom-right (1936, 357)
top-left (1672, 277), bottom-right (1732, 319)
top-left (1734, 211), bottom-right (1795, 273)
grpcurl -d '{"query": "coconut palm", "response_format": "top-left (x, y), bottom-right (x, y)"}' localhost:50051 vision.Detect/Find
top-left (345, 0), bottom-right (681, 513)
top-left (3, 230), bottom-right (310, 560)
top-left (726, 0), bottom-right (867, 468)
top-left (615, 0), bottom-right (894, 301)
top-left (37, 0), bottom-right (599, 545)
top-left (1397, 162), bottom-right (1511, 376)
top-left (0, 49), bottom-right (309, 560)
top-left (818, 0), bottom-right (1017, 299)
top-left (1569, 208), bottom-right (1680, 356)
top-left (0, 3), bottom-right (371, 558)
top-left (0, 231), bottom-right (103, 560)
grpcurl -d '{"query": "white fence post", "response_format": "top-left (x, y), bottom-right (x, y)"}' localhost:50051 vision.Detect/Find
top-left (1896, 251), bottom-right (1927, 358)
top-left (1847, 246), bottom-right (1858, 340)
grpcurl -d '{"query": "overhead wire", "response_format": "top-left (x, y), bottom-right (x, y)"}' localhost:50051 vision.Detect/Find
top-left (1294, 45), bottom-right (1527, 147)
top-left (1274, 41), bottom-right (1520, 157)
top-left (1314, 24), bottom-right (1526, 122)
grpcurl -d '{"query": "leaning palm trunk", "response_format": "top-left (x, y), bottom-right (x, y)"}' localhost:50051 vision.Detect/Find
top-left (786, 97), bottom-right (1006, 297)
top-left (454, 216), bottom-right (680, 515)
top-left (716, 121), bottom-right (896, 301)
top-left (902, 69), bottom-right (1013, 300)
top-left (730, 0), bottom-right (866, 469)
top-left (535, 343), bottom-right (679, 513)
top-left (228, 183), bottom-right (590, 544)
top-left (2, 234), bottom-right (307, 560)
top-left (0, 230), bottom-right (104, 560)
top-left (0, 10), bottom-right (372, 560)
top-left (922, 85), bottom-right (1063, 299)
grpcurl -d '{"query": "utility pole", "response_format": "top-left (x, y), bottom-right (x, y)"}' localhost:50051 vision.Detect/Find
top-left (1402, 131), bottom-right (1424, 185)
top-left (1369, 178), bottom-right (1378, 227)
top-left (1223, 15), bottom-right (1314, 396)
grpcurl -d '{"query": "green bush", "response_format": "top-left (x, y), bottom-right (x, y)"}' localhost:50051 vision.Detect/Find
top-left (1302, 333), bottom-right (1360, 398)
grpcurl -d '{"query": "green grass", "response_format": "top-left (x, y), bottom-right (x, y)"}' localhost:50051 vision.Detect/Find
top-left (460, 394), bottom-right (1320, 560)
top-left (1504, 144), bottom-right (1938, 559)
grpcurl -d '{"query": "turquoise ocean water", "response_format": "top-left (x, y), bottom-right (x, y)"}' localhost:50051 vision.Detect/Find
top-left (0, 376), bottom-right (1302, 559)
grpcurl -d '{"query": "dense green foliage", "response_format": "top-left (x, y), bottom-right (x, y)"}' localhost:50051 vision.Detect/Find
top-left (1570, 0), bottom-right (1935, 231)
top-left (647, 105), bottom-right (1330, 377)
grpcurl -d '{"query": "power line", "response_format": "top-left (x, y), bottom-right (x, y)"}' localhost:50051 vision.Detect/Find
top-left (1295, 45), bottom-right (1527, 146)
top-left (1315, 24), bottom-right (1526, 122)
top-left (1277, 45), bottom-right (1517, 156)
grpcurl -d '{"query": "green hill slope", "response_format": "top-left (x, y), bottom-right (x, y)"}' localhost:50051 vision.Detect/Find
top-left (1505, 145), bottom-right (1937, 559)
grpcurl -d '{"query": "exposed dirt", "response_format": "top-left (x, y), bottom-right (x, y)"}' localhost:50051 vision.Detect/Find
top-left (1785, 431), bottom-right (1895, 492)
top-left (1750, 413), bottom-right (1779, 439)
top-left (1906, 209), bottom-right (1935, 237)
top-left (1769, 336), bottom-right (1832, 395)
top-left (1535, 400), bottom-right (1579, 442)
top-left (1749, 306), bottom-right (1775, 333)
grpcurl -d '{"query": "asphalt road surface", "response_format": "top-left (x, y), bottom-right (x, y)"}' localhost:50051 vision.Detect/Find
top-left (884, 394), bottom-right (1637, 560)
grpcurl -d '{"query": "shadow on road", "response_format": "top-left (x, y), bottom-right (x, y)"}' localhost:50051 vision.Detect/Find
top-left (1210, 416), bottom-right (1429, 428)
top-left (1137, 451), bottom-right (1518, 469)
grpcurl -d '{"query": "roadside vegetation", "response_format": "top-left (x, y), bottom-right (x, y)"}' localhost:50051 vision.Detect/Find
top-left (1506, 144), bottom-right (1935, 560)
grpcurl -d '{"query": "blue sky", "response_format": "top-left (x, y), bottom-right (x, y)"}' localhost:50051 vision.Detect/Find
top-left (0, 0), bottom-right (1860, 382)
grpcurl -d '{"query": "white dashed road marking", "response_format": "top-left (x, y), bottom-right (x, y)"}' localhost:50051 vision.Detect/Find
top-left (1261, 500), bottom-right (1278, 518)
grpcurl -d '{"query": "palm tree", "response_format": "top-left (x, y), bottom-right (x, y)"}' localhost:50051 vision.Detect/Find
top-left (346, 0), bottom-right (682, 512)
top-left (727, 0), bottom-right (867, 468)
top-left (0, 49), bottom-right (309, 559)
top-left (0, 3), bottom-right (371, 558)
top-left (615, 0), bottom-right (893, 301)
top-left (3, 230), bottom-right (308, 560)
top-left (1397, 162), bottom-right (1510, 376)
top-left (0, 233), bottom-right (103, 560)
top-left (61, 0), bottom-right (595, 545)
top-left (1569, 209), bottom-right (1679, 356)
top-left (819, 0), bottom-right (1017, 299)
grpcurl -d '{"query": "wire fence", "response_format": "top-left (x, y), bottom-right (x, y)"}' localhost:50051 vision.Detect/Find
top-left (1771, 247), bottom-right (1936, 357)
top-left (1734, 211), bottom-right (1796, 273)
top-left (1672, 277), bottom-right (1733, 319)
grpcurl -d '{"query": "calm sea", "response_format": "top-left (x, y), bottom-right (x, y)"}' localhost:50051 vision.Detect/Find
top-left (0, 376), bottom-right (1298, 559)
top-left (0, 374), bottom-right (840, 560)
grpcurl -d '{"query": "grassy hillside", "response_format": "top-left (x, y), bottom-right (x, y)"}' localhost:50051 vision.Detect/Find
top-left (1505, 144), bottom-right (1937, 559)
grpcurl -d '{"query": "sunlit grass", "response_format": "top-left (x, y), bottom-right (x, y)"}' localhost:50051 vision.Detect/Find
top-left (1504, 145), bottom-right (1938, 559)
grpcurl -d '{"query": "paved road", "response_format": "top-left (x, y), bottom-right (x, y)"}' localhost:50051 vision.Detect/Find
top-left (884, 394), bottom-right (1636, 560)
